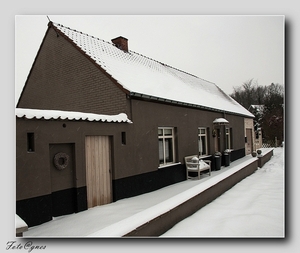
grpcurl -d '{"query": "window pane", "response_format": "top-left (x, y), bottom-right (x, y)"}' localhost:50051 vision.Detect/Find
top-left (202, 136), bottom-right (207, 154)
top-left (165, 138), bottom-right (173, 163)
top-left (198, 138), bottom-right (202, 154)
top-left (200, 128), bottom-right (205, 135)
top-left (225, 128), bottom-right (231, 149)
top-left (159, 139), bottom-right (164, 164)
top-left (158, 129), bottom-right (163, 136)
top-left (121, 131), bottom-right (126, 145)
top-left (27, 132), bottom-right (35, 152)
top-left (164, 128), bottom-right (173, 136)
top-left (199, 136), bottom-right (207, 155)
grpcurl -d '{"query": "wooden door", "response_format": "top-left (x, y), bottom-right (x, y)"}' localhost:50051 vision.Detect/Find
top-left (85, 136), bottom-right (112, 208)
top-left (246, 128), bottom-right (253, 155)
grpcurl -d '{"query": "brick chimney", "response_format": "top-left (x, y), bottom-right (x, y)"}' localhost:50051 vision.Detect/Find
top-left (111, 36), bottom-right (128, 52)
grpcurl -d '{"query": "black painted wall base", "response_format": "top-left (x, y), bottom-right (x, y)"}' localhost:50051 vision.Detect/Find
top-left (16, 195), bottom-right (52, 228)
top-left (230, 148), bottom-right (246, 162)
top-left (16, 186), bottom-right (87, 227)
top-left (113, 163), bottom-right (186, 201)
top-left (112, 151), bottom-right (245, 201)
top-left (51, 187), bottom-right (87, 217)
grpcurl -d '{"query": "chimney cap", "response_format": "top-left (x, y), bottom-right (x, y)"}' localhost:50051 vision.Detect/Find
top-left (111, 36), bottom-right (128, 52)
top-left (112, 36), bottom-right (128, 41)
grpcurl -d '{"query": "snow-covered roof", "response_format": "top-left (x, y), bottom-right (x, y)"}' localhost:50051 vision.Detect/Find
top-left (52, 22), bottom-right (254, 118)
top-left (16, 108), bottom-right (132, 123)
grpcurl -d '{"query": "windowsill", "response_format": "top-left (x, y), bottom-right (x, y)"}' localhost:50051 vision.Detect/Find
top-left (158, 162), bottom-right (181, 169)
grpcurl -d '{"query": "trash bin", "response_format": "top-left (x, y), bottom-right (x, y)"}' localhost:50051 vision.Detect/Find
top-left (214, 156), bottom-right (221, 170)
top-left (215, 156), bottom-right (221, 170)
top-left (224, 153), bottom-right (230, 167)
top-left (213, 152), bottom-right (222, 171)
top-left (223, 150), bottom-right (231, 167)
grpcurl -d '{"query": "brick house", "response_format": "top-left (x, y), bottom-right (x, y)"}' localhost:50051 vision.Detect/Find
top-left (16, 21), bottom-right (254, 227)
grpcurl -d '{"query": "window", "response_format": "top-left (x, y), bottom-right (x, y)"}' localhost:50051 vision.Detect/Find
top-left (158, 127), bottom-right (175, 166)
top-left (27, 132), bottom-right (35, 152)
top-left (121, 132), bottom-right (126, 145)
top-left (225, 128), bottom-right (232, 149)
top-left (198, 127), bottom-right (208, 156)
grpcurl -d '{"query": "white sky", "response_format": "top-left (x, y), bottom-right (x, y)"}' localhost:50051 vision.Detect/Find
top-left (15, 15), bottom-right (284, 105)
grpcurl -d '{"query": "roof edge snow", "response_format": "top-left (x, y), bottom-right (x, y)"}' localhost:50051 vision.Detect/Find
top-left (16, 108), bottom-right (132, 123)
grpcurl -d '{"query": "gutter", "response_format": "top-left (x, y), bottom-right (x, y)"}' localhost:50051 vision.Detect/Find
top-left (129, 92), bottom-right (254, 118)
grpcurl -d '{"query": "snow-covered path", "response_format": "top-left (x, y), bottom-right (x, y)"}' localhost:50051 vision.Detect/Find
top-left (161, 147), bottom-right (284, 237)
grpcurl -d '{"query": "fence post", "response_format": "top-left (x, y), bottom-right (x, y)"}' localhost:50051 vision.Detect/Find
top-left (275, 137), bottom-right (277, 147)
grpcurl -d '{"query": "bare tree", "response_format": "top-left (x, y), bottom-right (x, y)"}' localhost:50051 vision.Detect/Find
top-left (262, 83), bottom-right (284, 144)
top-left (230, 81), bottom-right (284, 144)
top-left (231, 79), bottom-right (266, 109)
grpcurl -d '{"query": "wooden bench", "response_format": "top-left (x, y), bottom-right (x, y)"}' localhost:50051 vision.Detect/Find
top-left (185, 155), bottom-right (211, 180)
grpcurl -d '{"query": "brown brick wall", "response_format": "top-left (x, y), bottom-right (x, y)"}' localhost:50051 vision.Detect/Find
top-left (17, 27), bottom-right (129, 116)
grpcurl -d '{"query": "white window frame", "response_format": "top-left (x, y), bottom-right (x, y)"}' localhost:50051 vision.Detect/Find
top-left (225, 127), bottom-right (231, 149)
top-left (198, 127), bottom-right (208, 156)
top-left (158, 127), bottom-right (175, 166)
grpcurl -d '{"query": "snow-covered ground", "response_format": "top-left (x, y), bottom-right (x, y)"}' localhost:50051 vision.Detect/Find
top-left (24, 148), bottom-right (284, 238)
top-left (161, 147), bottom-right (284, 237)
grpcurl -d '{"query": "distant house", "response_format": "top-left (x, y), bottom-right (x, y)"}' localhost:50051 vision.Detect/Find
top-left (16, 21), bottom-right (254, 227)
top-left (248, 105), bottom-right (264, 150)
